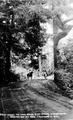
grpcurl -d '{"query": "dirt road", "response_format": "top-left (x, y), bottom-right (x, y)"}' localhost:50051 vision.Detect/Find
top-left (0, 81), bottom-right (73, 120)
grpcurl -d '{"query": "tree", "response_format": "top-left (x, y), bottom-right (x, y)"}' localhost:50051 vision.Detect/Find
top-left (53, 0), bottom-right (73, 69)
top-left (14, 3), bottom-right (52, 71)
top-left (0, 0), bottom-right (52, 83)
top-left (0, 1), bottom-right (23, 83)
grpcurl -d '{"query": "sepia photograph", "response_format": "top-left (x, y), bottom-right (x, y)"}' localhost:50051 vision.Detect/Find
top-left (0, 0), bottom-right (73, 120)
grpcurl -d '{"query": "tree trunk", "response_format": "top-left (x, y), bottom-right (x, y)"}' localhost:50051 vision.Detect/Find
top-left (38, 55), bottom-right (42, 76)
top-left (5, 44), bottom-right (11, 82)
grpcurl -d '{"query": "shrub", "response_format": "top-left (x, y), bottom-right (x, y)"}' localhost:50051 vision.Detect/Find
top-left (54, 69), bottom-right (73, 92)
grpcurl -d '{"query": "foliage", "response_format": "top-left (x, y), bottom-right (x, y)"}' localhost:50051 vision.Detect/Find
top-left (53, 0), bottom-right (73, 97)
top-left (0, 0), bottom-right (52, 73)
top-left (55, 35), bottom-right (73, 97)
top-left (61, 43), bottom-right (73, 73)
top-left (25, 13), bottom-right (44, 52)
top-left (54, 69), bottom-right (73, 97)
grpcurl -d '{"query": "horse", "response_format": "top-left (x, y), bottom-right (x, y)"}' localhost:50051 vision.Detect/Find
top-left (27, 71), bottom-right (33, 80)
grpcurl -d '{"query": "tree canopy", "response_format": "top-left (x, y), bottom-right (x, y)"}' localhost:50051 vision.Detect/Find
top-left (0, 0), bottom-right (53, 70)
